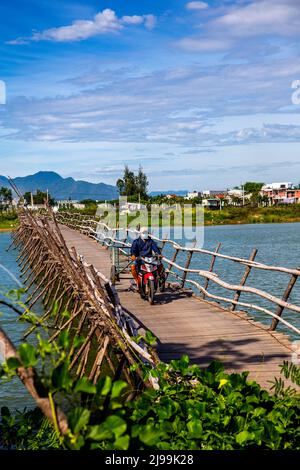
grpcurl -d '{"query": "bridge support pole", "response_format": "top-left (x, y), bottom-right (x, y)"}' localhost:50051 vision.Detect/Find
top-left (203, 243), bottom-right (221, 299)
top-left (181, 250), bottom-right (194, 288)
top-left (270, 271), bottom-right (299, 331)
top-left (230, 248), bottom-right (258, 311)
top-left (165, 248), bottom-right (179, 282)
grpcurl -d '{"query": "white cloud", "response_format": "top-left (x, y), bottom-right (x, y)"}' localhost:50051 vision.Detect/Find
top-left (8, 8), bottom-right (156, 44)
top-left (122, 14), bottom-right (156, 29)
top-left (143, 14), bottom-right (157, 30)
top-left (178, 37), bottom-right (233, 52)
top-left (233, 124), bottom-right (300, 144)
top-left (179, 1), bottom-right (300, 53)
top-left (186, 2), bottom-right (208, 10)
top-left (122, 15), bottom-right (144, 26)
top-left (3, 58), bottom-right (300, 147)
top-left (214, 0), bottom-right (300, 37)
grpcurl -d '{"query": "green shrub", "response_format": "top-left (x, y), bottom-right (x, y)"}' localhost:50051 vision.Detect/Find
top-left (1, 350), bottom-right (300, 450)
top-left (1, 291), bottom-right (299, 450)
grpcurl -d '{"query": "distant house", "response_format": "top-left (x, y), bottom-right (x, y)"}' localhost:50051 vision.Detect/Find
top-left (202, 190), bottom-right (227, 197)
top-left (262, 182), bottom-right (293, 191)
top-left (261, 182), bottom-right (300, 205)
top-left (202, 198), bottom-right (223, 210)
top-left (226, 189), bottom-right (251, 206)
top-left (27, 204), bottom-right (47, 211)
top-left (185, 191), bottom-right (201, 200)
top-left (119, 202), bottom-right (147, 214)
top-left (57, 200), bottom-right (85, 210)
top-left (227, 189), bottom-right (244, 198)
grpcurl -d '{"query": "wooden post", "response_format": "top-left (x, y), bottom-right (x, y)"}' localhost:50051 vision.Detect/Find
top-left (203, 243), bottom-right (221, 299)
top-left (181, 250), bottom-right (193, 288)
top-left (181, 241), bottom-right (196, 288)
top-left (230, 248), bottom-right (258, 311)
top-left (270, 271), bottom-right (299, 331)
top-left (165, 248), bottom-right (179, 282)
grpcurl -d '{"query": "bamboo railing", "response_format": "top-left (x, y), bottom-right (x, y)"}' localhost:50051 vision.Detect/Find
top-left (56, 212), bottom-right (300, 337)
top-left (7, 209), bottom-right (159, 398)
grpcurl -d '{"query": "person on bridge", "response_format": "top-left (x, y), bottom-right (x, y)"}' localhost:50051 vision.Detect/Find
top-left (130, 226), bottom-right (161, 286)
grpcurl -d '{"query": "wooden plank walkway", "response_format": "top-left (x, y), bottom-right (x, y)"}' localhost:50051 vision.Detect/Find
top-left (59, 225), bottom-right (295, 390)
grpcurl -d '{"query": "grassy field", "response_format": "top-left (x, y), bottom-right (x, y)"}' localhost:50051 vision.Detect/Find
top-left (10, 205), bottom-right (300, 231)
top-left (203, 205), bottom-right (300, 226)
top-left (71, 203), bottom-right (300, 227)
top-left (125, 204), bottom-right (300, 227)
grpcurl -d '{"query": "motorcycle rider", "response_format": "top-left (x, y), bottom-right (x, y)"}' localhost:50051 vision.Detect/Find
top-left (130, 226), bottom-right (161, 286)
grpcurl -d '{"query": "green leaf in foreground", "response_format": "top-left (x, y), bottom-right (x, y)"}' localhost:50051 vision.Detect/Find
top-left (18, 343), bottom-right (38, 367)
top-left (111, 380), bottom-right (128, 399)
top-left (68, 407), bottom-right (91, 434)
top-left (74, 377), bottom-right (97, 394)
top-left (88, 415), bottom-right (127, 442)
top-left (132, 424), bottom-right (163, 446)
top-left (6, 357), bottom-right (21, 370)
top-left (51, 361), bottom-right (72, 390)
top-left (187, 419), bottom-right (203, 439)
top-left (236, 430), bottom-right (254, 445)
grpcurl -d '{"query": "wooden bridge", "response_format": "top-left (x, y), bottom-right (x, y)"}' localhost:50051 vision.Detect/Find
top-left (3, 198), bottom-right (299, 434)
top-left (55, 213), bottom-right (300, 391)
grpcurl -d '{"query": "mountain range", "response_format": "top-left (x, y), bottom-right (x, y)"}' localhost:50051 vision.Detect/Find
top-left (0, 171), bottom-right (118, 201)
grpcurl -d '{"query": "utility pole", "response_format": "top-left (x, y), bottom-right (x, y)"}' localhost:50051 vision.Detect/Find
top-left (241, 184), bottom-right (245, 206)
top-left (30, 192), bottom-right (34, 207)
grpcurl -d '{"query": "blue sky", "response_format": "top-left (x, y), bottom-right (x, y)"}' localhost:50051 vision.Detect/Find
top-left (1, 0), bottom-right (300, 190)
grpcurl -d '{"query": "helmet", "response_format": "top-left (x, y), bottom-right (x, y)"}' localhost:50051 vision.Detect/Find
top-left (140, 226), bottom-right (149, 240)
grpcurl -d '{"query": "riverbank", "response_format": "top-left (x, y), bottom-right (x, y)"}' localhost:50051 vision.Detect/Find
top-left (203, 205), bottom-right (300, 226)
top-left (0, 222), bottom-right (18, 231)
top-left (0, 213), bottom-right (18, 230)
top-left (3, 205), bottom-right (300, 230)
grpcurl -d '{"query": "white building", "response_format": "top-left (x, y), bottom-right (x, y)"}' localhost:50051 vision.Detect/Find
top-left (57, 200), bottom-right (85, 210)
top-left (185, 191), bottom-right (201, 200)
top-left (119, 202), bottom-right (146, 214)
top-left (202, 198), bottom-right (223, 209)
top-left (27, 204), bottom-right (47, 210)
top-left (227, 189), bottom-right (244, 198)
top-left (226, 189), bottom-right (251, 206)
top-left (261, 182), bottom-right (293, 191)
top-left (203, 190), bottom-right (227, 197)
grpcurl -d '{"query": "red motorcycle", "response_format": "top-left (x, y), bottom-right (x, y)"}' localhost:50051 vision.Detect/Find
top-left (138, 255), bottom-right (166, 304)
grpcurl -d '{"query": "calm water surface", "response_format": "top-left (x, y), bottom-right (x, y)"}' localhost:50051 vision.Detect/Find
top-left (0, 232), bottom-right (35, 409)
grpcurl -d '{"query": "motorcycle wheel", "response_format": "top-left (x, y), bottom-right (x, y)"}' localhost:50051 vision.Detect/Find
top-left (148, 279), bottom-right (155, 305)
top-left (139, 282), bottom-right (146, 299)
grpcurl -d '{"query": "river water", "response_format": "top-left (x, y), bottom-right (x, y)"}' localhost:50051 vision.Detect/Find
top-left (1, 222), bottom-right (300, 408)
top-left (0, 232), bottom-right (35, 409)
